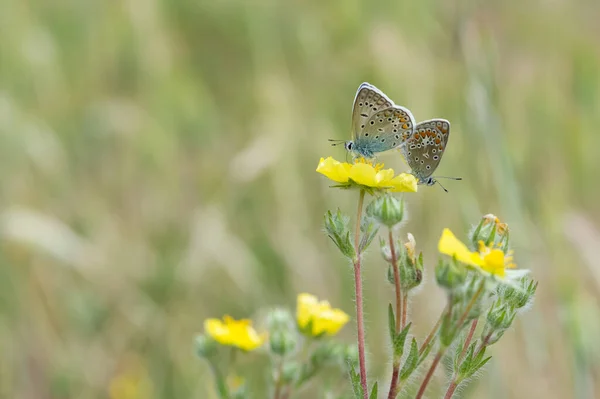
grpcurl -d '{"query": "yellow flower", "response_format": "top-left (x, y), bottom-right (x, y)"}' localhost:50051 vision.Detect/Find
top-left (296, 293), bottom-right (350, 336)
top-left (109, 357), bottom-right (152, 399)
top-left (204, 315), bottom-right (266, 351)
top-left (438, 228), bottom-right (518, 278)
top-left (316, 157), bottom-right (417, 193)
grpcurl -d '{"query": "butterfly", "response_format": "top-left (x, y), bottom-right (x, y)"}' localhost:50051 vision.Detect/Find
top-left (399, 119), bottom-right (461, 191)
top-left (330, 82), bottom-right (416, 159)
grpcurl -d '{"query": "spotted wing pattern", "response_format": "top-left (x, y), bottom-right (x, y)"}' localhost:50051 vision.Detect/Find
top-left (400, 119), bottom-right (450, 181)
top-left (353, 106), bottom-right (416, 155)
top-left (351, 83), bottom-right (394, 140)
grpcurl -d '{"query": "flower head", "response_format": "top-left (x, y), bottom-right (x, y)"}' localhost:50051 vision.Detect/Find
top-left (109, 356), bottom-right (152, 399)
top-left (438, 228), bottom-right (523, 279)
top-left (204, 315), bottom-right (266, 351)
top-left (296, 293), bottom-right (349, 337)
top-left (316, 157), bottom-right (417, 193)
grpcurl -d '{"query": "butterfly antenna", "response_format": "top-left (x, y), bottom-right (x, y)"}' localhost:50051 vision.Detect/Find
top-left (435, 176), bottom-right (462, 180)
top-left (436, 180), bottom-right (449, 193)
top-left (328, 139), bottom-right (344, 147)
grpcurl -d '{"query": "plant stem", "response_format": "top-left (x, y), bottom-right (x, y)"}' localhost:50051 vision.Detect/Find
top-left (416, 282), bottom-right (486, 399)
top-left (281, 385), bottom-right (292, 399)
top-left (415, 349), bottom-right (444, 399)
top-left (353, 189), bottom-right (368, 399)
top-left (474, 332), bottom-right (493, 357)
top-left (444, 380), bottom-right (459, 399)
top-left (419, 310), bottom-right (444, 355)
top-left (386, 229), bottom-right (402, 399)
top-left (389, 230), bottom-right (402, 333)
top-left (401, 292), bottom-right (408, 329)
top-left (459, 319), bottom-right (478, 361)
top-left (443, 319), bottom-right (478, 399)
top-left (455, 280), bottom-right (486, 331)
top-left (209, 361), bottom-right (229, 399)
top-left (273, 357), bottom-right (284, 399)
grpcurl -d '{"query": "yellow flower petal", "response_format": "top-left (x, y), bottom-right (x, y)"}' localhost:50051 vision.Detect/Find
top-left (387, 173), bottom-right (418, 192)
top-left (296, 293), bottom-right (349, 337)
top-left (482, 249), bottom-right (506, 277)
top-left (204, 315), bottom-right (266, 351)
top-left (375, 168), bottom-right (395, 184)
top-left (316, 157), bottom-right (351, 183)
top-left (204, 318), bottom-right (232, 345)
top-left (349, 162), bottom-right (378, 186)
top-left (438, 228), bottom-right (483, 267)
top-left (296, 293), bottom-right (319, 329)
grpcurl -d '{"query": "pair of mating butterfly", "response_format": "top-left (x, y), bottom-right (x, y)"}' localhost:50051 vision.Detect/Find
top-left (331, 82), bottom-right (460, 191)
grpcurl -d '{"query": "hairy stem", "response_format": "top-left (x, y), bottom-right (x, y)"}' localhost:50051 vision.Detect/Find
top-left (386, 229), bottom-right (402, 399)
top-left (444, 380), bottom-right (459, 399)
top-left (353, 189), bottom-right (368, 399)
top-left (419, 310), bottom-right (444, 355)
top-left (416, 283), bottom-right (486, 398)
top-left (459, 319), bottom-right (479, 361)
top-left (444, 319), bottom-right (478, 399)
top-left (401, 292), bottom-right (408, 329)
top-left (415, 350), bottom-right (444, 399)
top-left (474, 332), bottom-right (493, 358)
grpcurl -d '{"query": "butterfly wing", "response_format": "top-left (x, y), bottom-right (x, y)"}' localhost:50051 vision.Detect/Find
top-left (355, 106), bottom-right (416, 154)
top-left (400, 119), bottom-right (450, 180)
top-left (351, 83), bottom-right (394, 141)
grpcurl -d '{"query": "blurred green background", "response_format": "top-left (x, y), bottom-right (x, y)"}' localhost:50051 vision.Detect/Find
top-left (1, 0), bottom-right (600, 398)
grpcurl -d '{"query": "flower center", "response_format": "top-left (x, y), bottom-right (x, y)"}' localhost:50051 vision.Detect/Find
top-left (354, 157), bottom-right (384, 172)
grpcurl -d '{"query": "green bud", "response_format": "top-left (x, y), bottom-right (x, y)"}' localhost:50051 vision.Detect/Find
top-left (324, 209), bottom-right (355, 259)
top-left (343, 344), bottom-right (359, 369)
top-left (311, 341), bottom-right (343, 366)
top-left (195, 334), bottom-right (217, 358)
top-left (366, 195), bottom-right (405, 228)
top-left (435, 259), bottom-right (467, 290)
top-left (269, 329), bottom-right (297, 356)
top-left (470, 214), bottom-right (510, 252)
top-left (281, 362), bottom-right (300, 384)
top-left (399, 235), bottom-right (423, 291)
top-left (485, 301), bottom-right (516, 331)
top-left (265, 308), bottom-right (295, 331)
top-left (497, 277), bottom-right (538, 309)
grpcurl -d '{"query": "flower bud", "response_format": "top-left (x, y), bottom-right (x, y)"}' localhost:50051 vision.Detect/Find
top-left (485, 301), bottom-right (516, 331)
top-left (435, 260), bottom-right (466, 290)
top-left (195, 334), bottom-right (217, 358)
top-left (281, 362), bottom-right (300, 384)
top-left (366, 195), bottom-right (405, 228)
top-left (269, 329), bottom-right (297, 356)
top-left (470, 214), bottom-right (510, 251)
top-left (497, 277), bottom-right (538, 309)
top-left (265, 308), bottom-right (295, 331)
top-left (343, 344), bottom-right (359, 368)
top-left (399, 234), bottom-right (423, 291)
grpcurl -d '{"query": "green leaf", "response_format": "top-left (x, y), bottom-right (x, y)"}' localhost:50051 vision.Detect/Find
top-left (388, 303), bottom-right (396, 341)
top-left (369, 382), bottom-right (378, 399)
top-left (418, 336), bottom-right (435, 366)
top-left (399, 338), bottom-right (419, 381)
top-left (348, 361), bottom-right (363, 399)
top-left (393, 322), bottom-right (412, 359)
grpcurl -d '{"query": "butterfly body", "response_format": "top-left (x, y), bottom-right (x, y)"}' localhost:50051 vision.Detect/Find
top-left (345, 82), bottom-right (415, 159)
